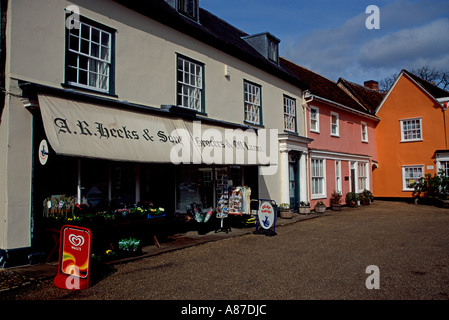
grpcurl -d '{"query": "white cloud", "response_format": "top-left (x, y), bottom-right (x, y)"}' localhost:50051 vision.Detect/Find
top-left (283, 0), bottom-right (449, 84)
top-left (358, 18), bottom-right (449, 70)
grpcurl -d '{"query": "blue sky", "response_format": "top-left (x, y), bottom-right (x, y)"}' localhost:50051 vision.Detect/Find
top-left (201, 0), bottom-right (449, 85)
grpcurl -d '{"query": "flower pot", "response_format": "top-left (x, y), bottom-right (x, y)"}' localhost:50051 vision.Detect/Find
top-left (299, 206), bottom-right (311, 215)
top-left (331, 203), bottom-right (343, 211)
top-left (280, 209), bottom-right (293, 219)
top-left (347, 201), bottom-right (358, 208)
top-left (314, 205), bottom-right (326, 214)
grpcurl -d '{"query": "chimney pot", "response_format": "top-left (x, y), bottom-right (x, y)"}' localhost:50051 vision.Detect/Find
top-left (364, 80), bottom-right (379, 92)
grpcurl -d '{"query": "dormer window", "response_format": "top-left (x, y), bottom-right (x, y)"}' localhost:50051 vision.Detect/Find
top-left (242, 32), bottom-right (280, 65)
top-left (268, 37), bottom-right (278, 63)
top-left (177, 0), bottom-right (199, 21)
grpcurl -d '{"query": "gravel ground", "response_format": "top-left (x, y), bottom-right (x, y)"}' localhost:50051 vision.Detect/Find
top-left (2, 201), bottom-right (449, 301)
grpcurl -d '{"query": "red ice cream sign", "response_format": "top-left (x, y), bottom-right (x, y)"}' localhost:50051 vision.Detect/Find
top-left (54, 225), bottom-right (92, 290)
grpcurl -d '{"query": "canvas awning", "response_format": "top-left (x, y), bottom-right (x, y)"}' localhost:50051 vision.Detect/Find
top-left (38, 94), bottom-right (278, 166)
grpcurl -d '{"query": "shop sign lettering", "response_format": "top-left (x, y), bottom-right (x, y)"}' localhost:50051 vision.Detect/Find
top-left (53, 118), bottom-right (182, 144)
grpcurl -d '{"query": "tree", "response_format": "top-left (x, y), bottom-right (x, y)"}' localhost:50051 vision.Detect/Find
top-left (379, 66), bottom-right (449, 93)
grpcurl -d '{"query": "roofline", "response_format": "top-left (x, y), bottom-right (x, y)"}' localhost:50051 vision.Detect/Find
top-left (112, 0), bottom-right (308, 91)
top-left (337, 78), bottom-right (379, 113)
top-left (375, 69), bottom-right (449, 115)
top-left (307, 94), bottom-right (380, 121)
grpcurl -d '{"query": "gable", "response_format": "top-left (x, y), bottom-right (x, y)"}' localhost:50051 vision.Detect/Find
top-left (376, 71), bottom-right (449, 116)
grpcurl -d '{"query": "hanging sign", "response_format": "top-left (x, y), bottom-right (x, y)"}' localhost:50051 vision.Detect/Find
top-left (258, 201), bottom-right (275, 230)
top-left (38, 139), bottom-right (49, 165)
top-left (54, 225), bottom-right (92, 290)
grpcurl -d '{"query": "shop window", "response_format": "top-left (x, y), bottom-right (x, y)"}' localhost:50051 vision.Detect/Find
top-left (400, 118), bottom-right (422, 142)
top-left (244, 80), bottom-right (262, 125)
top-left (176, 166), bottom-right (243, 212)
top-left (283, 95), bottom-right (296, 133)
top-left (402, 165), bottom-right (424, 191)
top-left (65, 14), bottom-right (115, 94)
top-left (177, 55), bottom-right (204, 112)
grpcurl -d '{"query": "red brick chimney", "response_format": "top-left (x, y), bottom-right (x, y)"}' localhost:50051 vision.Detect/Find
top-left (364, 80), bottom-right (379, 92)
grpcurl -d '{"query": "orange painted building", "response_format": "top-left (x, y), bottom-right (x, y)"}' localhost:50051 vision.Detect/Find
top-left (373, 70), bottom-right (449, 198)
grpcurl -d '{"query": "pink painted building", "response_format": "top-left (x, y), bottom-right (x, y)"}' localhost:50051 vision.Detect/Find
top-left (283, 59), bottom-right (381, 208)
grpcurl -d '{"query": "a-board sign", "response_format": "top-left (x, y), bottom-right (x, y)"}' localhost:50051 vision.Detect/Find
top-left (258, 201), bottom-right (275, 230)
top-left (54, 225), bottom-right (92, 290)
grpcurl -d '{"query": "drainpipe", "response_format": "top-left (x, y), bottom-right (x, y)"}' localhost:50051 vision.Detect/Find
top-left (302, 90), bottom-right (313, 203)
top-left (444, 106), bottom-right (448, 150)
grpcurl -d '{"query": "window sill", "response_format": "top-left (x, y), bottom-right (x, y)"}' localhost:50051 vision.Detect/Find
top-left (310, 130), bottom-right (320, 134)
top-left (244, 120), bottom-right (264, 128)
top-left (400, 139), bottom-right (423, 143)
top-left (311, 195), bottom-right (326, 200)
top-left (331, 134), bottom-right (340, 138)
top-left (61, 83), bottom-right (118, 98)
top-left (362, 140), bottom-right (369, 144)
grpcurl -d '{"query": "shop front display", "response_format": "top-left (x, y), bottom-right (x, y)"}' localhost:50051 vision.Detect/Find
top-left (27, 87), bottom-right (270, 262)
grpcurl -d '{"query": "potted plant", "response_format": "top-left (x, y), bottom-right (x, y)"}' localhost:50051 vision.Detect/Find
top-left (330, 190), bottom-right (343, 211)
top-left (279, 203), bottom-right (293, 219)
top-left (345, 192), bottom-right (359, 207)
top-left (360, 189), bottom-right (373, 205)
top-left (299, 201), bottom-right (311, 214)
top-left (314, 201), bottom-right (326, 213)
top-left (118, 237), bottom-right (142, 256)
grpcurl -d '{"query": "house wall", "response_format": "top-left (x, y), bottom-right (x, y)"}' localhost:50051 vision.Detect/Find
top-left (373, 74), bottom-right (449, 198)
top-left (1, 0), bottom-right (306, 251)
top-left (306, 100), bottom-right (377, 207)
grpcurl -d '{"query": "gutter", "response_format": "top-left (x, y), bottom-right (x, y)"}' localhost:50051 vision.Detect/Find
top-left (308, 93), bottom-right (380, 121)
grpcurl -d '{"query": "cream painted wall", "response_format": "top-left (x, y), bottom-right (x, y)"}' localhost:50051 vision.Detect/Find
top-left (1, 0), bottom-right (307, 250)
top-left (8, 0), bottom-right (305, 135)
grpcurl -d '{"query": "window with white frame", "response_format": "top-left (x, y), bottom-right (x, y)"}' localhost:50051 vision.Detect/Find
top-left (402, 165), bottom-right (424, 191)
top-left (283, 95), bottom-right (296, 132)
top-left (310, 106), bottom-right (319, 132)
top-left (361, 122), bottom-right (368, 142)
top-left (357, 162), bottom-right (368, 192)
top-left (335, 160), bottom-right (342, 194)
top-left (439, 161), bottom-right (449, 177)
top-left (311, 158), bottom-right (325, 198)
top-left (244, 80), bottom-right (262, 125)
top-left (331, 112), bottom-right (339, 136)
top-left (177, 55), bottom-right (204, 112)
top-left (400, 118), bottom-right (422, 142)
top-left (66, 17), bottom-right (113, 93)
